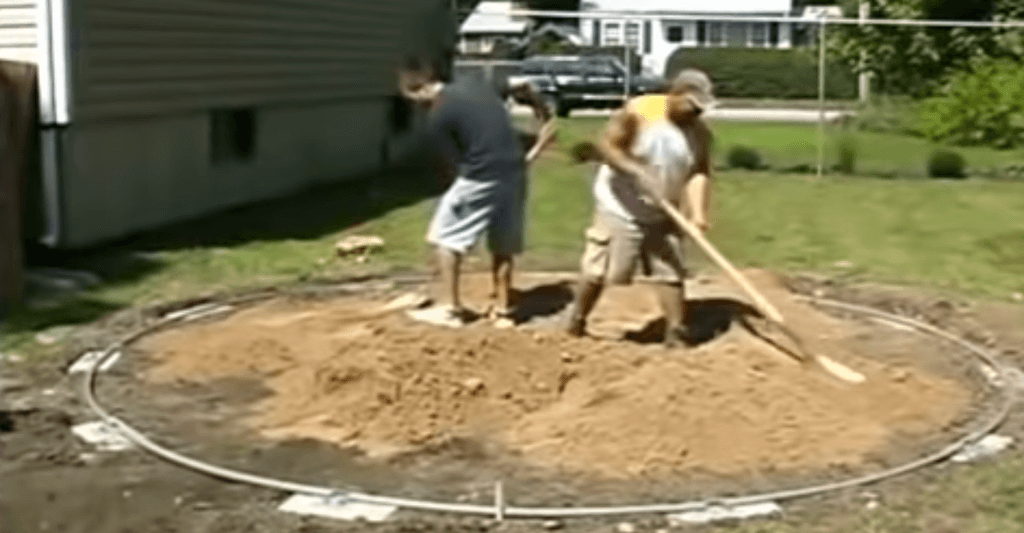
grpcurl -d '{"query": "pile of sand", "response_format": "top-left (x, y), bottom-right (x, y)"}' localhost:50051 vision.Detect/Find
top-left (141, 271), bottom-right (970, 480)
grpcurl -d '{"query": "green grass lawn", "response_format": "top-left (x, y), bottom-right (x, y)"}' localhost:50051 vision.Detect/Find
top-left (2, 118), bottom-right (1024, 532)
top-left (552, 117), bottom-right (1024, 179)
top-left (4, 120), bottom-right (1023, 354)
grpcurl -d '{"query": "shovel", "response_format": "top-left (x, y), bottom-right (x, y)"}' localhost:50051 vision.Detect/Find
top-left (655, 197), bottom-right (866, 384)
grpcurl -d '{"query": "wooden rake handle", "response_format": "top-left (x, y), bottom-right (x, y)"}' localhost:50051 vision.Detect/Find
top-left (656, 198), bottom-right (787, 325)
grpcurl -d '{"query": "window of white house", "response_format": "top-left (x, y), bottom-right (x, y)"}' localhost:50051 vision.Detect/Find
top-left (707, 22), bottom-right (723, 46)
top-left (726, 22), bottom-right (746, 46)
top-left (751, 23), bottom-right (768, 46)
top-left (625, 22), bottom-right (640, 50)
top-left (604, 22), bottom-right (622, 45)
top-left (666, 25), bottom-right (683, 43)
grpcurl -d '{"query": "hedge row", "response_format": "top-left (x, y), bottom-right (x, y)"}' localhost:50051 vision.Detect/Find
top-left (664, 48), bottom-right (857, 100)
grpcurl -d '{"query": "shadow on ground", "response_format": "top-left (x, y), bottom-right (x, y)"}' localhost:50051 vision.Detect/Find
top-left (512, 281), bottom-right (576, 323)
top-left (6, 163), bottom-right (441, 334)
top-left (626, 298), bottom-right (763, 347)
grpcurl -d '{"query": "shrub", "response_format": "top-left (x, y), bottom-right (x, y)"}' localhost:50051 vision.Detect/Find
top-left (570, 141), bottom-right (600, 163)
top-left (852, 96), bottom-right (923, 136)
top-left (927, 149), bottom-right (967, 179)
top-left (664, 48), bottom-right (857, 99)
top-left (727, 145), bottom-right (764, 170)
top-left (782, 163), bottom-right (815, 174)
top-left (835, 135), bottom-right (858, 175)
top-left (919, 58), bottom-right (1024, 149)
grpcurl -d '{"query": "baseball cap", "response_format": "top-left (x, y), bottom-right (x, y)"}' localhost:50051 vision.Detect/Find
top-left (671, 69), bottom-right (717, 110)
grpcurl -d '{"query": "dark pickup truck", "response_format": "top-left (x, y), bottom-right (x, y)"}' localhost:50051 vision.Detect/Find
top-left (506, 55), bottom-right (666, 117)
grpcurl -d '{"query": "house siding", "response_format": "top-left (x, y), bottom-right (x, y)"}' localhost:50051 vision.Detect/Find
top-left (70, 0), bottom-right (454, 122)
top-left (0, 0), bottom-right (38, 64)
top-left (50, 0), bottom-right (455, 247)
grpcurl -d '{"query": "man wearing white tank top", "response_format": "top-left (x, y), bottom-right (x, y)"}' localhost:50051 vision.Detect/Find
top-left (566, 69), bottom-right (716, 348)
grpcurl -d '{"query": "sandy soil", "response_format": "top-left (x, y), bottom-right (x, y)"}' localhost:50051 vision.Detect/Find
top-left (139, 270), bottom-right (969, 481)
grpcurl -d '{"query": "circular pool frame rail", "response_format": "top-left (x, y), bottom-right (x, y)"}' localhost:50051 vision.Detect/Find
top-left (81, 284), bottom-right (1020, 519)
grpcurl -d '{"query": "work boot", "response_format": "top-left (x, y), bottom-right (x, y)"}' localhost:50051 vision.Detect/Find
top-left (565, 313), bottom-right (586, 337)
top-left (663, 325), bottom-right (692, 349)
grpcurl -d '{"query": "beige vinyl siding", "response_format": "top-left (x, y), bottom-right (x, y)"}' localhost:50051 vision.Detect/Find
top-left (0, 0), bottom-right (37, 64)
top-left (71, 0), bottom-right (454, 122)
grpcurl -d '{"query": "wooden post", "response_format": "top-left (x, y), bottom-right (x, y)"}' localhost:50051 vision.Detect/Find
top-left (0, 63), bottom-right (36, 314)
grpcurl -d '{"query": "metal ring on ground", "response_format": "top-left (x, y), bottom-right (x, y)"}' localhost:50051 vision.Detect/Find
top-left (81, 283), bottom-right (1018, 519)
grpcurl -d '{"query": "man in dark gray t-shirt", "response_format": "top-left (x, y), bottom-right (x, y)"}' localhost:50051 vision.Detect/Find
top-left (399, 58), bottom-right (552, 328)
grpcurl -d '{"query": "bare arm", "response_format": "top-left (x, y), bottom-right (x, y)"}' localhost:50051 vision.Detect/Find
top-left (684, 120), bottom-right (712, 231)
top-left (505, 80), bottom-right (557, 163)
top-left (597, 108), bottom-right (661, 197)
top-left (505, 80), bottom-right (553, 123)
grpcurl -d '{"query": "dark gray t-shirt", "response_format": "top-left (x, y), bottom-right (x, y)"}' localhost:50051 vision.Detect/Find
top-left (427, 76), bottom-right (524, 182)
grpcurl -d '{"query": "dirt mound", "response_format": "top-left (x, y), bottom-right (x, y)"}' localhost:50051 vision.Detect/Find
top-left (140, 272), bottom-right (970, 480)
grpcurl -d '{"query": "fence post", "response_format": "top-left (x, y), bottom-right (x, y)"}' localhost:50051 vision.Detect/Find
top-left (858, 2), bottom-right (871, 102)
top-left (623, 40), bottom-right (631, 100)
top-left (816, 16), bottom-right (826, 178)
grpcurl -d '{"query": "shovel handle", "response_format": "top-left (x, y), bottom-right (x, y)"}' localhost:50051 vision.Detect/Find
top-left (657, 198), bottom-right (787, 325)
top-left (526, 120), bottom-right (557, 164)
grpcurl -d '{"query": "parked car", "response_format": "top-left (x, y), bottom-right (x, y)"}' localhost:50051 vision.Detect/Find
top-left (506, 55), bottom-right (666, 117)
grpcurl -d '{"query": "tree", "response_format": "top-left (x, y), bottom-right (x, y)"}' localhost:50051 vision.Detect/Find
top-left (830, 0), bottom-right (1023, 96)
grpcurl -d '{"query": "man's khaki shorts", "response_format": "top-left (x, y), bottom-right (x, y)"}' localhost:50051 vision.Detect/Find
top-left (580, 211), bottom-right (687, 285)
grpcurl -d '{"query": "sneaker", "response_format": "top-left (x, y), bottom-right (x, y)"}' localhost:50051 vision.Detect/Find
top-left (406, 305), bottom-right (468, 328)
top-left (489, 307), bottom-right (517, 329)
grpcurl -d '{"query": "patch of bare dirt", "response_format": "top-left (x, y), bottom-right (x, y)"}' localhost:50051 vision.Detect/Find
top-left (138, 270), bottom-right (972, 481)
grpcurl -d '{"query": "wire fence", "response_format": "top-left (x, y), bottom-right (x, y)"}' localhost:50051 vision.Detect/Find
top-left (452, 6), bottom-right (1024, 178)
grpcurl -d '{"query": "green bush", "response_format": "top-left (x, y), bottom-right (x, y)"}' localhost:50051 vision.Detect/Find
top-left (664, 48), bottom-right (857, 99)
top-left (927, 149), bottom-right (967, 179)
top-left (835, 135), bottom-right (858, 175)
top-left (919, 59), bottom-right (1024, 149)
top-left (852, 96), bottom-right (923, 136)
top-left (727, 145), bottom-right (764, 170)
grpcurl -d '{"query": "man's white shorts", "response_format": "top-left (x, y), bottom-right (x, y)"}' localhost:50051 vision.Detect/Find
top-left (426, 174), bottom-right (527, 256)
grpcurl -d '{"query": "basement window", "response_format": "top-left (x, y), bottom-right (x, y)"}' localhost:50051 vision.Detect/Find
top-left (210, 108), bottom-right (257, 164)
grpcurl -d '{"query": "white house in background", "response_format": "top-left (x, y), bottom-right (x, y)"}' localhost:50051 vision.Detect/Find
top-left (579, 0), bottom-right (796, 76)
top-left (459, 1), bottom-right (532, 55)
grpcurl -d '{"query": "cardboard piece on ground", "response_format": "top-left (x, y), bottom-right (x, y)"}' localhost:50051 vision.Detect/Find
top-left (278, 494), bottom-right (397, 522)
top-left (68, 350), bottom-right (122, 374)
top-left (164, 303), bottom-right (220, 321)
top-left (71, 421), bottom-right (135, 452)
top-left (381, 292), bottom-right (431, 312)
top-left (951, 435), bottom-right (1014, 463)
top-left (667, 502), bottom-right (782, 525)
